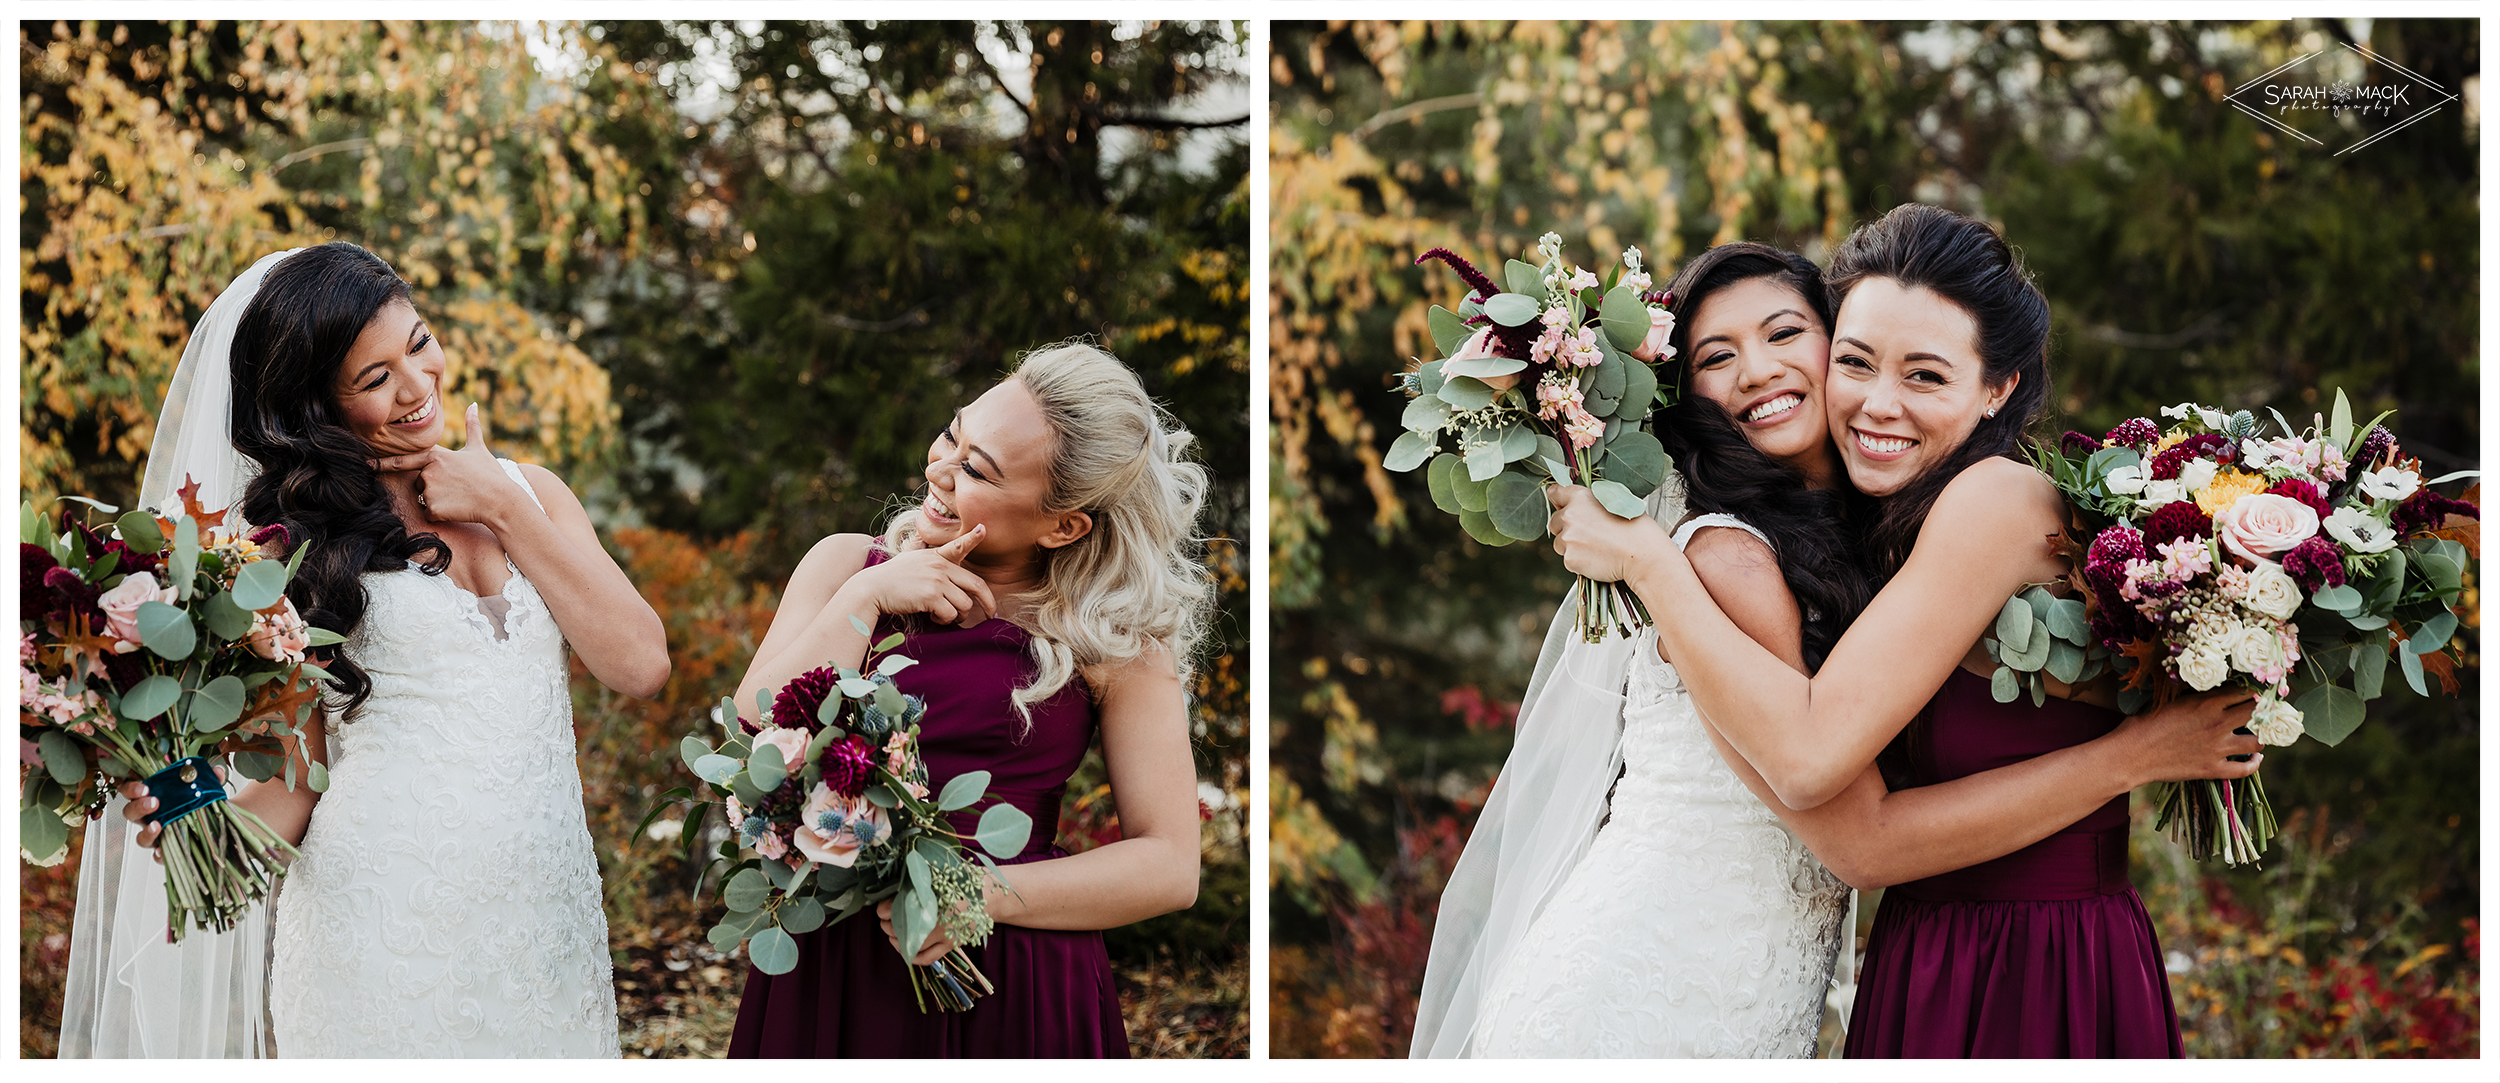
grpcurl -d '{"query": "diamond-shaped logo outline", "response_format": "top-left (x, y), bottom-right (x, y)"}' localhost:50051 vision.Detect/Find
top-left (2223, 41), bottom-right (2460, 156)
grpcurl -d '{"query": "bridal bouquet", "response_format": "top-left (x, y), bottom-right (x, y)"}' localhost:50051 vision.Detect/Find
top-left (19, 479), bottom-right (338, 939)
top-left (2016, 392), bottom-right (2477, 865)
top-left (1390, 232), bottom-right (1679, 642)
top-left (641, 619), bottom-right (1033, 1012)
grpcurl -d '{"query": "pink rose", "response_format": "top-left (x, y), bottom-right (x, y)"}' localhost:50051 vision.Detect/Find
top-left (1629, 306), bottom-right (1677, 363)
top-left (96, 571), bottom-right (176, 649)
top-left (1448, 327), bottom-right (1521, 392)
top-left (793, 782), bottom-right (891, 868)
top-left (749, 726), bottom-right (809, 774)
top-left (246, 598), bottom-right (312, 663)
top-left (2216, 492), bottom-right (2320, 563)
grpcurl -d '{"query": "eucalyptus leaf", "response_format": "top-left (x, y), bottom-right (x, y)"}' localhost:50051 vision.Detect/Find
top-left (1402, 395), bottom-right (1453, 435)
top-left (169, 516), bottom-right (200, 600)
top-left (975, 802), bottom-right (1035, 859)
top-left (779, 894), bottom-right (827, 935)
top-left (1617, 357), bottom-right (1658, 419)
top-left (2310, 583), bottom-right (2362, 612)
top-left (1451, 463), bottom-right (1493, 513)
top-left (203, 591), bottom-right (254, 641)
top-left (936, 769), bottom-right (992, 813)
top-left (1416, 359), bottom-right (1446, 398)
top-left (1598, 430), bottom-right (1668, 496)
top-left (835, 677), bottom-right (877, 699)
top-left (692, 754), bottom-right (743, 786)
top-left (1994, 596), bottom-right (2035, 654)
top-left (748, 743), bottom-right (788, 791)
top-left (1437, 374), bottom-right (1497, 412)
top-left (119, 675), bottom-right (181, 721)
top-left (2295, 683), bottom-right (2367, 746)
top-left (20, 806), bottom-right (68, 866)
top-left (1589, 479), bottom-right (1647, 519)
top-left (1591, 349), bottom-right (1627, 404)
top-left (1487, 473), bottom-right (1549, 542)
top-left (2417, 553), bottom-right (2463, 595)
top-left (1442, 353), bottom-right (1528, 380)
top-left (680, 736), bottom-right (714, 773)
top-left (233, 751), bottom-right (282, 782)
top-left (2409, 611), bottom-right (2458, 654)
top-left (2398, 647), bottom-right (2426, 696)
top-left (1597, 285), bottom-right (1651, 353)
top-left (116, 511), bottom-right (165, 553)
top-left (1480, 292), bottom-right (1542, 327)
top-left (229, 559), bottom-right (289, 612)
top-left (723, 868), bottom-right (771, 912)
top-left (1427, 305), bottom-right (1472, 358)
top-left (2046, 639), bottom-right (2084, 685)
top-left (748, 926), bottom-right (801, 975)
top-left (2046, 598), bottom-right (2089, 644)
top-left (1463, 440), bottom-right (1506, 483)
top-left (1990, 666), bottom-right (2020, 703)
top-left (187, 675), bottom-right (246, 733)
top-left (306, 760), bottom-right (330, 794)
top-left (1427, 454), bottom-right (1463, 514)
top-left (136, 601), bottom-right (196, 661)
top-left (761, 854), bottom-right (797, 891)
top-left (875, 653), bottom-right (917, 677)
top-left (2029, 671), bottom-right (2047, 708)
top-left (865, 783), bottom-right (899, 808)
top-left (1457, 507), bottom-right (1510, 547)
top-left (872, 682), bottom-right (905, 721)
top-left (1504, 259), bottom-right (1544, 297)
top-left (37, 730), bottom-right (83, 786)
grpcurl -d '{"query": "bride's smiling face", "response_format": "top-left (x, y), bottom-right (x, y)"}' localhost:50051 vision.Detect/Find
top-left (330, 300), bottom-right (446, 458)
top-left (920, 379), bottom-right (1092, 561)
top-left (1825, 277), bottom-right (2017, 497)
top-left (1685, 276), bottom-right (1836, 486)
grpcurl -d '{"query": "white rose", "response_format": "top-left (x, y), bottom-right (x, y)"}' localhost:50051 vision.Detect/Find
top-left (2240, 561), bottom-right (2303, 621)
top-left (2104, 463), bottom-right (2148, 495)
top-left (2139, 480), bottom-right (2188, 509)
top-left (2177, 645), bottom-right (2229, 691)
top-left (2323, 506), bottom-right (2397, 554)
top-left (2248, 694), bottom-right (2305, 747)
top-left (2188, 611), bottom-right (2239, 650)
top-left (2358, 466), bottom-right (2420, 503)
top-left (2230, 626), bottom-right (2288, 678)
top-left (2178, 458), bottom-right (2219, 494)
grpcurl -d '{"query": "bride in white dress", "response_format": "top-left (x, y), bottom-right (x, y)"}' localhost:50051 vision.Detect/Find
top-left (1418, 241), bottom-right (2268, 1058)
top-left (72, 244), bottom-right (669, 1057)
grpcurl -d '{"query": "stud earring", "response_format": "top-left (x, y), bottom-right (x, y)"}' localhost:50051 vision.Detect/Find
top-left (1985, 407), bottom-right (1999, 418)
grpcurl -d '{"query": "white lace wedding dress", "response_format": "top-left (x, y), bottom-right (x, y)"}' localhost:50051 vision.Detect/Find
top-left (268, 460), bottom-right (620, 1057)
top-left (1471, 514), bottom-right (1850, 1058)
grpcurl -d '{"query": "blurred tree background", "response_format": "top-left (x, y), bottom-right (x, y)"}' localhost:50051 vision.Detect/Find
top-left (21, 18), bottom-right (1247, 1058)
top-left (1270, 19), bottom-right (2476, 1058)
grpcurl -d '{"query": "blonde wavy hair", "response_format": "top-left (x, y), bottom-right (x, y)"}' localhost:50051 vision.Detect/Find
top-left (882, 340), bottom-right (1215, 718)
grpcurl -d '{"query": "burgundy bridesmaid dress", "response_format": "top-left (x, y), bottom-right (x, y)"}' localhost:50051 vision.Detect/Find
top-left (1844, 668), bottom-right (2184, 1058)
top-left (728, 549), bottom-right (1129, 1058)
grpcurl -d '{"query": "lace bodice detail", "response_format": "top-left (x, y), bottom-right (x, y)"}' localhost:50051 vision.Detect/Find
top-left (1470, 514), bottom-right (1849, 1058)
top-left (267, 460), bottom-right (619, 1058)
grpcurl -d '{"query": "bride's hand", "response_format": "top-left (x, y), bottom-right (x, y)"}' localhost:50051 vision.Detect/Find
top-left (835, 526), bottom-right (997, 628)
top-left (370, 403), bottom-right (529, 528)
top-left (2113, 689), bottom-right (2264, 785)
top-left (1546, 484), bottom-right (1671, 583)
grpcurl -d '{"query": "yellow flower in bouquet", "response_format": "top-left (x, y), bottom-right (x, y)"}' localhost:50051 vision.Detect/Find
top-left (2195, 468), bottom-right (2270, 516)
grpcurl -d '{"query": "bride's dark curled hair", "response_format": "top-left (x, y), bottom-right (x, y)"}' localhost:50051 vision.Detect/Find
top-left (229, 242), bottom-right (450, 721)
top-left (1654, 242), bottom-right (1874, 672)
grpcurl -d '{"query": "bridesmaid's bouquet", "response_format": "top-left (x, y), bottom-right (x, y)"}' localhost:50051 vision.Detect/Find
top-left (19, 479), bottom-right (338, 939)
top-left (1389, 232), bottom-right (1679, 642)
top-left (2012, 392), bottom-right (2477, 865)
top-left (642, 622), bottom-right (1034, 1012)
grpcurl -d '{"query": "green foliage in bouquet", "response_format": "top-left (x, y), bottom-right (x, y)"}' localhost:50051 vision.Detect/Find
top-left (19, 485), bottom-right (341, 938)
top-left (635, 619), bottom-right (1034, 1011)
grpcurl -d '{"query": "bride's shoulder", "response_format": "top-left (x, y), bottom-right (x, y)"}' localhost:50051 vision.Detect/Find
top-left (1931, 455), bottom-right (2061, 533)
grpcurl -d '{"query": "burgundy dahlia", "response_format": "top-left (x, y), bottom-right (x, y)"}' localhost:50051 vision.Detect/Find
top-left (2142, 502), bottom-right (2213, 547)
top-left (40, 567), bottom-right (101, 628)
top-left (2061, 430), bottom-right (2103, 457)
top-left (768, 664), bottom-right (841, 734)
top-left (2148, 433), bottom-right (2231, 480)
top-left (2279, 536), bottom-right (2349, 593)
top-left (820, 734), bottom-right (877, 798)
top-left (2391, 489), bottom-right (2480, 539)
top-left (2104, 417), bottom-right (2160, 450)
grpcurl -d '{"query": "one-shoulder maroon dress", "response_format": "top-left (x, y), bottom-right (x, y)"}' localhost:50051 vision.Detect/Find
top-left (728, 549), bottom-right (1128, 1058)
top-left (1844, 668), bottom-right (2184, 1058)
